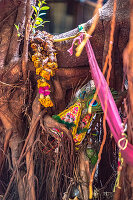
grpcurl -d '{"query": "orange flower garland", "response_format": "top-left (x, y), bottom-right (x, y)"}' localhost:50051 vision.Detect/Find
top-left (31, 31), bottom-right (58, 107)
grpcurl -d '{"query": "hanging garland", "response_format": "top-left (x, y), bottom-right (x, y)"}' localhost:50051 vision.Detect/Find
top-left (31, 31), bottom-right (58, 107)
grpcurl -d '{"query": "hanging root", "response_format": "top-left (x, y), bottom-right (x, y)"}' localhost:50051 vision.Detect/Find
top-left (0, 109), bottom-right (26, 200)
top-left (25, 94), bottom-right (41, 200)
top-left (79, 151), bottom-right (89, 200)
top-left (36, 113), bottom-right (75, 200)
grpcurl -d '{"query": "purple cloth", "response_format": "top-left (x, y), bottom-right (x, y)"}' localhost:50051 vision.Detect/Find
top-left (68, 33), bottom-right (133, 166)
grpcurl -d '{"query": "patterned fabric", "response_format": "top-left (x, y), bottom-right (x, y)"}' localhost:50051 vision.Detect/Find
top-left (58, 102), bottom-right (82, 138)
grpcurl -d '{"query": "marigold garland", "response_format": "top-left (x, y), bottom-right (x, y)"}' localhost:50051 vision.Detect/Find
top-left (36, 67), bottom-right (43, 75)
top-left (39, 95), bottom-right (53, 107)
top-left (31, 31), bottom-right (58, 107)
top-left (37, 79), bottom-right (50, 88)
top-left (40, 69), bottom-right (51, 80)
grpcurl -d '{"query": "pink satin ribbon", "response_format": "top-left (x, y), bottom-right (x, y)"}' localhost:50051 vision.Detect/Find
top-left (68, 33), bottom-right (133, 166)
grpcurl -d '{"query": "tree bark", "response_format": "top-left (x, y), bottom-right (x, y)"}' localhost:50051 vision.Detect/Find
top-left (54, 0), bottom-right (129, 90)
top-left (116, 0), bottom-right (133, 199)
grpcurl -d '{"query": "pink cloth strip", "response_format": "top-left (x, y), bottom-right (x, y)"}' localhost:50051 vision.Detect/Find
top-left (68, 33), bottom-right (133, 166)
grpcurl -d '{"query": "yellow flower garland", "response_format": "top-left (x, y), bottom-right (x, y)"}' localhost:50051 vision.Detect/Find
top-left (39, 95), bottom-right (53, 107)
top-left (36, 67), bottom-right (43, 75)
top-left (37, 79), bottom-right (50, 88)
top-left (40, 70), bottom-right (51, 80)
top-left (31, 32), bottom-right (58, 108)
top-left (47, 62), bottom-right (58, 70)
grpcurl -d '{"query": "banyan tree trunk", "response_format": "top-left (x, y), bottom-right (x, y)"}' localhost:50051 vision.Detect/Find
top-left (0, 0), bottom-right (131, 199)
top-left (54, 0), bottom-right (129, 92)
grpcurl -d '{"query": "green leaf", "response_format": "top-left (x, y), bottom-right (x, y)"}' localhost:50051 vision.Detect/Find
top-left (17, 33), bottom-right (20, 37)
top-left (39, 13), bottom-right (46, 17)
top-left (38, 1), bottom-right (41, 7)
top-left (14, 24), bottom-right (19, 31)
top-left (33, 25), bottom-right (37, 28)
top-left (36, 17), bottom-right (43, 22)
top-left (36, 6), bottom-right (39, 11)
top-left (38, 21), bottom-right (50, 26)
top-left (32, 6), bottom-right (38, 14)
top-left (43, 21), bottom-right (50, 23)
top-left (40, 6), bottom-right (49, 11)
top-left (41, 0), bottom-right (46, 4)
top-left (36, 24), bottom-right (44, 28)
top-left (35, 20), bottom-right (41, 25)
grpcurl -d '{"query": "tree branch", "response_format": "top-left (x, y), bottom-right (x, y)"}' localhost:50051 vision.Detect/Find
top-left (6, 1), bottom-right (27, 63)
